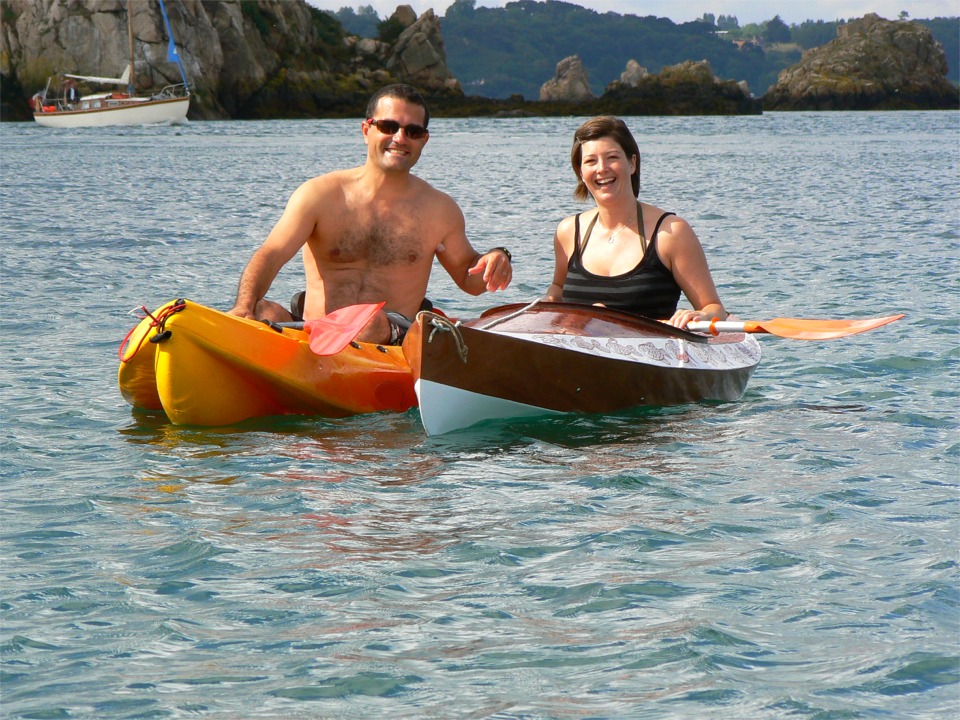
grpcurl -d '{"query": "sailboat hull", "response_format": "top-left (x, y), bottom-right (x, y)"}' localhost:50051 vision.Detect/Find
top-left (33, 95), bottom-right (189, 128)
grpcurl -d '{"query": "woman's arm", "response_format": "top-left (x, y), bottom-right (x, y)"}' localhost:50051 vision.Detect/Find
top-left (657, 215), bottom-right (727, 328)
top-left (545, 217), bottom-right (576, 301)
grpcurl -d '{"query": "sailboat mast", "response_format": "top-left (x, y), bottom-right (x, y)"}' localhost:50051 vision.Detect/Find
top-left (127, 0), bottom-right (135, 95)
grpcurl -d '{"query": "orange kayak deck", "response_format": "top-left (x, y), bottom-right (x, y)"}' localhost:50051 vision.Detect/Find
top-left (118, 299), bottom-right (416, 426)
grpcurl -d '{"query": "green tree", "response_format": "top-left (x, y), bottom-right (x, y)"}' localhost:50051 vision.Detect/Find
top-left (377, 16), bottom-right (405, 44)
top-left (717, 15), bottom-right (740, 31)
top-left (763, 15), bottom-right (791, 43)
top-left (791, 19), bottom-right (841, 49)
top-left (333, 6), bottom-right (380, 38)
top-left (918, 17), bottom-right (959, 83)
top-left (447, 0), bottom-right (477, 18)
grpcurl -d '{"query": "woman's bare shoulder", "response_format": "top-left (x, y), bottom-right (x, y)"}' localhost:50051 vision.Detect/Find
top-left (557, 208), bottom-right (594, 234)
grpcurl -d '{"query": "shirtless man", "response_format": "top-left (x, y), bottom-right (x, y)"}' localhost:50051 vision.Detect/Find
top-left (228, 84), bottom-right (513, 343)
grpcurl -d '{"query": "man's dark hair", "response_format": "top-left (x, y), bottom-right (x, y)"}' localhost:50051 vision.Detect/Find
top-left (365, 84), bottom-right (430, 128)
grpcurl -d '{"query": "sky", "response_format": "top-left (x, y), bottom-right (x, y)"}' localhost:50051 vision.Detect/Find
top-left (304, 0), bottom-right (958, 25)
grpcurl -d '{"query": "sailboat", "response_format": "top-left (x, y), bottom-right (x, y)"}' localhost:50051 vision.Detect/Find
top-left (33, 0), bottom-right (189, 128)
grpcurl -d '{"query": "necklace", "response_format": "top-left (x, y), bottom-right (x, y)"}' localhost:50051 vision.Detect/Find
top-left (606, 224), bottom-right (627, 244)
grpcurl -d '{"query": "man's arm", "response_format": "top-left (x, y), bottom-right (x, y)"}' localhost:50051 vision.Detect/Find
top-left (229, 182), bottom-right (320, 318)
top-left (434, 201), bottom-right (512, 295)
top-left (230, 245), bottom-right (291, 319)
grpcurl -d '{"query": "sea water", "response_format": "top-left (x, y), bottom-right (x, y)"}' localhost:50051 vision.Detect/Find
top-left (1, 112), bottom-right (957, 719)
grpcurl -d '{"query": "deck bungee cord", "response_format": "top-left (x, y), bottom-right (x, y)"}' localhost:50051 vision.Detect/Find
top-left (117, 299), bottom-right (185, 362)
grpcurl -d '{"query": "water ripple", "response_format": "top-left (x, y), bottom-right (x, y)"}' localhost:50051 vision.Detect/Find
top-left (1, 112), bottom-right (957, 718)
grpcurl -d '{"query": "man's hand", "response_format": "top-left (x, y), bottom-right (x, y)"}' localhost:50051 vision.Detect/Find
top-left (228, 303), bottom-right (256, 320)
top-left (467, 248), bottom-right (512, 292)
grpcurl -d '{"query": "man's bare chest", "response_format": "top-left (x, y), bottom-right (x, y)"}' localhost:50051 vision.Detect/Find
top-left (317, 204), bottom-right (434, 267)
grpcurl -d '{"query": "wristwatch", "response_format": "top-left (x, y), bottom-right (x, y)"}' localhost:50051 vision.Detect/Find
top-left (488, 246), bottom-right (512, 262)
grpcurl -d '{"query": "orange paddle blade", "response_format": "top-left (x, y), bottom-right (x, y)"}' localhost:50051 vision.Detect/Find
top-left (757, 314), bottom-right (905, 340)
top-left (304, 302), bottom-right (385, 355)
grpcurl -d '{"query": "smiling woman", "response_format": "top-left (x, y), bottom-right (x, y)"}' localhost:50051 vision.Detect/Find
top-left (546, 115), bottom-right (727, 329)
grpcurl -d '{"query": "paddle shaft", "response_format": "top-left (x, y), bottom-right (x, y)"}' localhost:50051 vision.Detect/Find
top-left (687, 313), bottom-right (904, 340)
top-left (688, 320), bottom-right (762, 334)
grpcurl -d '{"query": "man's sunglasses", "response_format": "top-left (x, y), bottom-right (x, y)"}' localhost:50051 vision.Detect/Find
top-left (366, 118), bottom-right (428, 140)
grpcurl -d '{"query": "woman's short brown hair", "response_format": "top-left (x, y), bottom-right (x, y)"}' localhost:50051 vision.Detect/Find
top-left (570, 116), bottom-right (641, 201)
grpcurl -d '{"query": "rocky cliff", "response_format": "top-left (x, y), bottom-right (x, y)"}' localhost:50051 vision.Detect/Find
top-left (599, 59), bottom-right (760, 115)
top-left (763, 14), bottom-right (959, 110)
top-left (532, 55), bottom-right (758, 115)
top-left (0, 0), bottom-right (461, 120)
top-left (539, 55), bottom-right (594, 102)
top-left (618, 60), bottom-right (649, 87)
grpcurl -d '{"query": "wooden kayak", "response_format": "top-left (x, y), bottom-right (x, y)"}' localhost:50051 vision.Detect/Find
top-left (404, 302), bottom-right (762, 435)
top-left (118, 299), bottom-right (416, 426)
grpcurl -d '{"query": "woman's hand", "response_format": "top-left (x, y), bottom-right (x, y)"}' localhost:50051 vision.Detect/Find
top-left (666, 308), bottom-right (700, 329)
top-left (666, 306), bottom-right (725, 329)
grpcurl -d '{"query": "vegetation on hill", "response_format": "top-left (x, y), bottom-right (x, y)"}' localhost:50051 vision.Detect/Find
top-left (917, 16), bottom-right (959, 82)
top-left (438, 0), bottom-right (769, 98)
top-left (329, 1), bottom-right (959, 100)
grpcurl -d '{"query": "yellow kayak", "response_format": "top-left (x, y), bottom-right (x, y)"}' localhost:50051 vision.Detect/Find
top-left (118, 299), bottom-right (416, 426)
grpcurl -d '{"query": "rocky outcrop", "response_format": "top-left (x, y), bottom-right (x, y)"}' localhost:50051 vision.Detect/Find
top-left (600, 59), bottom-right (760, 115)
top-left (0, 0), bottom-right (462, 121)
top-left (540, 55), bottom-right (594, 102)
top-left (763, 14), bottom-right (959, 110)
top-left (385, 7), bottom-right (460, 93)
top-left (659, 59), bottom-right (717, 85)
top-left (618, 59), bottom-right (649, 87)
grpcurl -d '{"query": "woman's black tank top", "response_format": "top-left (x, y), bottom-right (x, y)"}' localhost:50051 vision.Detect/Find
top-left (563, 207), bottom-right (682, 319)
